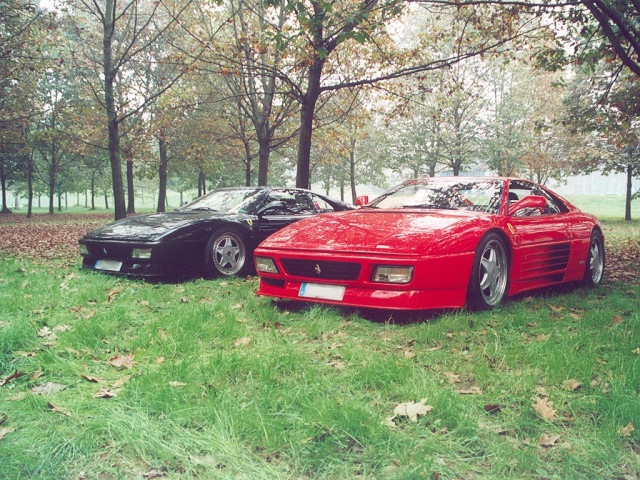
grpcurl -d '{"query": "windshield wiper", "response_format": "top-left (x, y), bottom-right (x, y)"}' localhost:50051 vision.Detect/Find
top-left (187, 207), bottom-right (218, 212)
top-left (402, 204), bottom-right (457, 210)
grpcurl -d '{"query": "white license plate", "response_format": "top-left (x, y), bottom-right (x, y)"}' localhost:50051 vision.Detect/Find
top-left (94, 260), bottom-right (123, 272)
top-left (299, 283), bottom-right (345, 301)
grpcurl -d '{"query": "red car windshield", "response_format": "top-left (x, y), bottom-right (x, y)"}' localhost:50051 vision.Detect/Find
top-left (370, 179), bottom-right (504, 214)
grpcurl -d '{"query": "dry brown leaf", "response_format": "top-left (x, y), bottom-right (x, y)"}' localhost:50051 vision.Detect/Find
top-left (0, 426), bottom-right (16, 441)
top-left (548, 305), bottom-right (565, 313)
top-left (611, 315), bottom-right (625, 325)
top-left (111, 376), bottom-right (130, 389)
top-left (47, 402), bottom-right (71, 416)
top-left (81, 375), bottom-right (103, 383)
top-left (234, 336), bottom-right (253, 347)
top-left (618, 422), bottom-right (635, 437)
top-left (328, 360), bottom-right (346, 369)
top-left (562, 379), bottom-right (582, 391)
top-left (169, 381), bottom-right (187, 387)
top-left (37, 326), bottom-right (53, 338)
top-left (387, 399), bottom-right (433, 425)
top-left (403, 350), bottom-right (416, 359)
top-left (155, 357), bottom-right (165, 364)
top-left (535, 334), bottom-right (551, 342)
top-left (108, 353), bottom-right (136, 370)
top-left (532, 397), bottom-right (556, 422)
top-left (443, 372), bottom-right (461, 384)
top-left (29, 368), bottom-right (44, 381)
top-left (632, 348), bottom-right (640, 355)
top-left (538, 433), bottom-right (561, 447)
top-left (460, 387), bottom-right (484, 395)
top-left (94, 388), bottom-right (116, 398)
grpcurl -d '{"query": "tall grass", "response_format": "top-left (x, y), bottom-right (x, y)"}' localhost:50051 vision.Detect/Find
top-left (0, 222), bottom-right (639, 479)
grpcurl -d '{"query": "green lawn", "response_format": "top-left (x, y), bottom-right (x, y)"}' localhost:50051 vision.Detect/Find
top-left (0, 213), bottom-right (639, 479)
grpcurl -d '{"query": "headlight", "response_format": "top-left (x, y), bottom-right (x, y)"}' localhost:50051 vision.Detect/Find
top-left (255, 256), bottom-right (279, 274)
top-left (372, 265), bottom-right (414, 284)
top-left (131, 248), bottom-right (152, 259)
top-left (79, 244), bottom-right (89, 255)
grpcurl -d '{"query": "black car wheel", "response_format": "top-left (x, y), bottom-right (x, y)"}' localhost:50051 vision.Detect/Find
top-left (467, 233), bottom-right (509, 310)
top-left (583, 230), bottom-right (605, 287)
top-left (206, 228), bottom-right (249, 277)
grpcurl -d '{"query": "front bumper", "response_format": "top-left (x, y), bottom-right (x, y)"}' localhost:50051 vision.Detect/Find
top-left (254, 248), bottom-right (475, 310)
top-left (79, 238), bottom-right (206, 278)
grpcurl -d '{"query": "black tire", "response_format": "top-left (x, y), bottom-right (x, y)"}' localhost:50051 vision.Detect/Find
top-left (467, 233), bottom-right (509, 311)
top-left (205, 228), bottom-right (249, 277)
top-left (583, 230), bottom-right (605, 287)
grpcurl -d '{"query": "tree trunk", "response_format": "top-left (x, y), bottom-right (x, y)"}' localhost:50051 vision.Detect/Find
top-left (350, 151), bottom-right (357, 204)
top-left (103, 0), bottom-right (126, 220)
top-left (0, 155), bottom-right (11, 214)
top-left (91, 172), bottom-right (96, 210)
top-left (157, 137), bottom-right (168, 212)
top-left (27, 151), bottom-right (33, 218)
top-left (104, 191), bottom-right (109, 209)
top-left (258, 137), bottom-right (270, 186)
top-left (48, 156), bottom-right (56, 215)
top-left (127, 159), bottom-right (135, 214)
top-left (296, 63), bottom-right (323, 189)
top-left (625, 163), bottom-right (632, 221)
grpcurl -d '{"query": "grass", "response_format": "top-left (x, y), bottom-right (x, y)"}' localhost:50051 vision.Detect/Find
top-left (0, 214), bottom-right (639, 479)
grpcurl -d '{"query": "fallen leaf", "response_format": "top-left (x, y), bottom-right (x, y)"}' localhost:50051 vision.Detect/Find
top-left (81, 375), bottom-right (103, 383)
top-left (31, 382), bottom-right (67, 395)
top-left (387, 399), bottom-right (433, 425)
top-left (1, 370), bottom-right (26, 386)
top-left (37, 326), bottom-right (53, 337)
top-left (562, 379), bottom-right (581, 391)
top-left (535, 334), bottom-right (550, 342)
top-left (169, 381), bottom-right (187, 387)
top-left (611, 315), bottom-right (625, 325)
top-left (234, 337), bottom-right (253, 347)
top-left (53, 324), bottom-right (71, 332)
top-left (632, 348), bottom-right (640, 355)
top-left (618, 423), bottom-right (635, 437)
top-left (29, 368), bottom-right (44, 380)
top-left (47, 402), bottom-right (71, 416)
top-left (538, 433), bottom-right (561, 447)
top-left (106, 289), bottom-right (119, 303)
top-left (443, 372), bottom-right (461, 384)
top-left (94, 388), bottom-right (116, 398)
top-left (484, 404), bottom-right (502, 414)
top-left (108, 354), bottom-right (136, 370)
top-left (0, 426), bottom-right (16, 440)
top-left (142, 469), bottom-right (166, 479)
top-left (532, 397), bottom-right (556, 422)
top-left (328, 360), bottom-right (346, 369)
top-left (111, 376), bottom-right (130, 389)
top-left (460, 387), bottom-right (484, 395)
top-left (548, 305), bottom-right (564, 313)
top-left (155, 357), bottom-right (165, 364)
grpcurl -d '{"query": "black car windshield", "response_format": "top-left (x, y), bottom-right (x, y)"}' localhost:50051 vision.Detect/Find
top-left (371, 179), bottom-right (504, 214)
top-left (180, 189), bottom-right (265, 214)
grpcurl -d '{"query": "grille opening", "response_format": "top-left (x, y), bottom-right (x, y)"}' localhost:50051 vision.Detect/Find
top-left (280, 259), bottom-right (361, 281)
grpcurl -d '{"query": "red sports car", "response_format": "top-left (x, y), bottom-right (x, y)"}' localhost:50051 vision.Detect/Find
top-left (253, 177), bottom-right (605, 311)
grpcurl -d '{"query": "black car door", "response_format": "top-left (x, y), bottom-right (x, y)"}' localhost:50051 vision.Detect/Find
top-left (256, 189), bottom-right (318, 240)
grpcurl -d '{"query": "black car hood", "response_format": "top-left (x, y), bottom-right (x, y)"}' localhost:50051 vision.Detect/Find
top-left (82, 211), bottom-right (228, 241)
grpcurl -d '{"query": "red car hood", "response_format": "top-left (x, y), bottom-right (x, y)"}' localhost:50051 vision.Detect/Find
top-left (260, 209), bottom-right (488, 255)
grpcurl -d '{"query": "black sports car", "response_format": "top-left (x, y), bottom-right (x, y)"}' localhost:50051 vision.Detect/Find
top-left (78, 187), bottom-right (353, 278)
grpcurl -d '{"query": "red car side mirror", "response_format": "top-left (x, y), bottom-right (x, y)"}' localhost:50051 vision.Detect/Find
top-left (508, 195), bottom-right (546, 216)
top-left (356, 195), bottom-right (369, 207)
